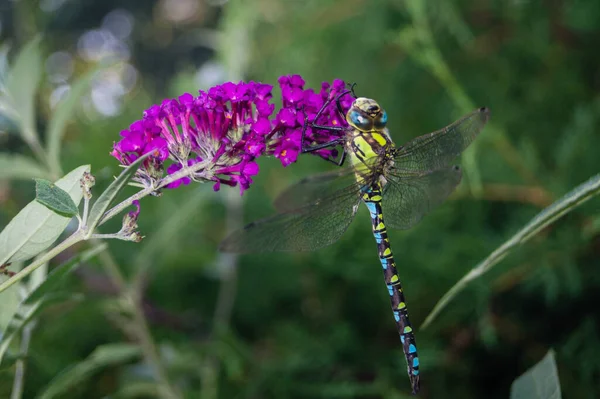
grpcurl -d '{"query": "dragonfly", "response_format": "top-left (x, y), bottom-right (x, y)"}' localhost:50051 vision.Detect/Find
top-left (220, 89), bottom-right (490, 394)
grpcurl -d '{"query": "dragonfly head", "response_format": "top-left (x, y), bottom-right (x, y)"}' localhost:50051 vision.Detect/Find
top-left (347, 97), bottom-right (388, 131)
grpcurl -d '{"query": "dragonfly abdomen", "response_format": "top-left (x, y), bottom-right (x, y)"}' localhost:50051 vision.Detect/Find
top-left (362, 187), bottom-right (420, 395)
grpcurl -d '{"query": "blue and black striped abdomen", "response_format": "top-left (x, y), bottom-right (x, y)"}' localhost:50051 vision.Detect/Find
top-left (362, 186), bottom-right (420, 395)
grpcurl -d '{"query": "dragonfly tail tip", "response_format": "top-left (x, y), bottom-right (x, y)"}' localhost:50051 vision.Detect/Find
top-left (410, 375), bottom-right (420, 395)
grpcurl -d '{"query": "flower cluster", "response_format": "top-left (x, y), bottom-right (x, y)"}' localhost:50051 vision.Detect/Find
top-left (269, 76), bottom-right (354, 166)
top-left (111, 76), bottom-right (353, 195)
top-left (111, 81), bottom-right (275, 194)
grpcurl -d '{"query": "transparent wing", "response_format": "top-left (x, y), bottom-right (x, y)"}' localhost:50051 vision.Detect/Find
top-left (382, 165), bottom-right (463, 230)
top-left (395, 107), bottom-right (490, 172)
top-left (220, 183), bottom-right (363, 253)
top-left (274, 165), bottom-right (377, 213)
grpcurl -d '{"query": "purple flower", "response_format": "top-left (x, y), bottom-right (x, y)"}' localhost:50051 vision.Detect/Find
top-left (112, 81), bottom-right (277, 195)
top-left (111, 76), bottom-right (354, 199)
top-left (267, 75), bottom-right (354, 167)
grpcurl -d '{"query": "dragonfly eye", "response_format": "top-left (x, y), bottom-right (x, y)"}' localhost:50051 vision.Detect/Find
top-left (374, 111), bottom-right (388, 128)
top-left (349, 110), bottom-right (372, 130)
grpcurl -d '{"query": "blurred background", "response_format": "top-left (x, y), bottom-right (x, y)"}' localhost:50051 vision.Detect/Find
top-left (1, 0), bottom-right (600, 398)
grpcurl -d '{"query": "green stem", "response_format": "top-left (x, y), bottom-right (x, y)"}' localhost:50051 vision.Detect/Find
top-left (99, 158), bottom-right (213, 226)
top-left (91, 233), bottom-right (125, 240)
top-left (128, 291), bottom-right (181, 399)
top-left (0, 231), bottom-right (84, 293)
top-left (10, 323), bottom-right (34, 399)
top-left (81, 195), bottom-right (90, 228)
top-left (96, 247), bottom-right (180, 399)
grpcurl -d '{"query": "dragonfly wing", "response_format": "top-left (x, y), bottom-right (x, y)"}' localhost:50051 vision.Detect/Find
top-left (382, 165), bottom-right (462, 230)
top-left (395, 107), bottom-right (490, 172)
top-left (274, 164), bottom-right (378, 213)
top-left (220, 185), bottom-right (362, 253)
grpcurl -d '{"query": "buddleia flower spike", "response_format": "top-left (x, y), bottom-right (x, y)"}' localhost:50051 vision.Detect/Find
top-left (111, 81), bottom-right (278, 195)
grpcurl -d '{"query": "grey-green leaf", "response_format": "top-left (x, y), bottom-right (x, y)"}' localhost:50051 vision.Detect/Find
top-left (35, 178), bottom-right (79, 217)
top-left (0, 277), bottom-right (21, 337)
top-left (510, 350), bottom-right (562, 399)
top-left (0, 154), bottom-right (49, 180)
top-left (87, 152), bottom-right (151, 231)
top-left (46, 63), bottom-right (109, 174)
top-left (36, 343), bottom-right (141, 399)
top-left (423, 173), bottom-right (600, 328)
top-left (5, 36), bottom-right (42, 146)
top-left (0, 165), bottom-right (90, 265)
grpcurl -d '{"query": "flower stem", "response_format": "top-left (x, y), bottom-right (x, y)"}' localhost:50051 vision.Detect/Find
top-left (81, 195), bottom-right (90, 228)
top-left (91, 233), bottom-right (124, 240)
top-left (99, 159), bottom-right (212, 226)
top-left (96, 247), bottom-right (181, 399)
top-left (0, 231), bottom-right (84, 293)
top-left (10, 323), bottom-right (34, 399)
top-left (127, 292), bottom-right (181, 399)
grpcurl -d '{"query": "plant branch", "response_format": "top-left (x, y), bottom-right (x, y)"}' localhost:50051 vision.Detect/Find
top-left (98, 159), bottom-right (213, 226)
top-left (0, 231), bottom-right (84, 293)
top-left (10, 322), bottom-right (34, 399)
top-left (422, 173), bottom-right (600, 329)
top-left (96, 244), bottom-right (180, 399)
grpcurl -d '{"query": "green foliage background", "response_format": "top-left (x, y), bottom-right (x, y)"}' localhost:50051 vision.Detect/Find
top-left (1, 0), bottom-right (599, 397)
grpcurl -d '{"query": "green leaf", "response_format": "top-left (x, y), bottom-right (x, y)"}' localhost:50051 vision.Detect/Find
top-left (5, 36), bottom-right (42, 146)
top-left (0, 277), bottom-right (21, 334)
top-left (0, 165), bottom-right (90, 265)
top-left (46, 63), bottom-right (109, 174)
top-left (37, 343), bottom-right (141, 399)
top-left (510, 350), bottom-right (561, 399)
top-left (423, 173), bottom-right (600, 328)
top-left (35, 178), bottom-right (79, 217)
top-left (0, 245), bottom-right (104, 370)
top-left (24, 243), bottom-right (106, 305)
top-left (0, 154), bottom-right (50, 180)
top-left (86, 152), bottom-right (151, 232)
top-left (0, 292), bottom-right (84, 366)
top-left (0, 42), bottom-right (10, 86)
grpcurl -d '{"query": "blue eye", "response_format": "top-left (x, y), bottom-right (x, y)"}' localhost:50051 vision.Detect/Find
top-left (380, 111), bottom-right (387, 124)
top-left (374, 111), bottom-right (387, 128)
top-left (349, 110), bottom-right (369, 128)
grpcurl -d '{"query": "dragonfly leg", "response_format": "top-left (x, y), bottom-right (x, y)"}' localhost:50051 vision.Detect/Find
top-left (336, 150), bottom-right (346, 166)
top-left (300, 107), bottom-right (347, 164)
top-left (299, 87), bottom-right (354, 165)
top-left (309, 146), bottom-right (347, 166)
top-left (300, 110), bottom-right (345, 150)
top-left (301, 140), bottom-right (346, 166)
top-left (304, 84), bottom-right (355, 137)
top-left (347, 82), bottom-right (358, 98)
top-left (312, 86), bottom-right (353, 125)
top-left (336, 83), bottom-right (357, 115)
